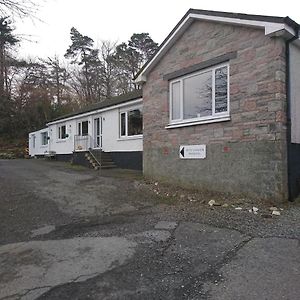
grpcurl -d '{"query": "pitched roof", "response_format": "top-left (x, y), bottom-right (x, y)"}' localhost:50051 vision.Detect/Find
top-left (49, 89), bottom-right (143, 123)
top-left (135, 9), bottom-right (300, 82)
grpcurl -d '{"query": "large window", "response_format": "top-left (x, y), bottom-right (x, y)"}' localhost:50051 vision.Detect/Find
top-left (170, 64), bottom-right (229, 125)
top-left (78, 121), bottom-right (88, 136)
top-left (120, 108), bottom-right (143, 137)
top-left (41, 132), bottom-right (48, 145)
top-left (58, 124), bottom-right (67, 139)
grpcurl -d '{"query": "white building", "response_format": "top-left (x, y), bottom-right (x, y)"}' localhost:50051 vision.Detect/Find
top-left (29, 91), bottom-right (143, 170)
top-left (28, 128), bottom-right (49, 157)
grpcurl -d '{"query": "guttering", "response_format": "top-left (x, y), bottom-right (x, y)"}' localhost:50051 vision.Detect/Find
top-left (285, 27), bottom-right (299, 201)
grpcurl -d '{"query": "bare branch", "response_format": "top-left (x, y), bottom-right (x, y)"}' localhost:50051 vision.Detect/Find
top-left (0, 0), bottom-right (43, 19)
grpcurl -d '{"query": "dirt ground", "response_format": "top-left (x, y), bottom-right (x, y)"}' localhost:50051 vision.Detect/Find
top-left (0, 159), bottom-right (299, 300)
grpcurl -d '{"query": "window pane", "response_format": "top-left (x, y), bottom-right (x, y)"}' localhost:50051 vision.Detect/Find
top-left (61, 125), bottom-right (66, 138)
top-left (128, 109), bottom-right (143, 136)
top-left (41, 132), bottom-right (48, 145)
top-left (120, 113), bottom-right (126, 136)
top-left (183, 71), bottom-right (212, 119)
top-left (82, 121), bottom-right (88, 136)
top-left (171, 82), bottom-right (180, 120)
top-left (78, 123), bottom-right (81, 136)
top-left (215, 66), bottom-right (228, 113)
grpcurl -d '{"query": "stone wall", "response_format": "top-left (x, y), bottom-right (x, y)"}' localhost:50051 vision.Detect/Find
top-left (143, 20), bottom-right (288, 201)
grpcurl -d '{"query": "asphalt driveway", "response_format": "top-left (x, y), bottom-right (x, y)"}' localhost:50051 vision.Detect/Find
top-left (0, 159), bottom-right (299, 300)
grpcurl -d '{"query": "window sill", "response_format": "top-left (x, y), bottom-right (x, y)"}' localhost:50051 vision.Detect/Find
top-left (117, 135), bottom-right (143, 141)
top-left (166, 116), bottom-right (231, 129)
top-left (56, 139), bottom-right (67, 143)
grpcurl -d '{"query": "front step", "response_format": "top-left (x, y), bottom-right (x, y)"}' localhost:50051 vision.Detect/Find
top-left (85, 150), bottom-right (117, 170)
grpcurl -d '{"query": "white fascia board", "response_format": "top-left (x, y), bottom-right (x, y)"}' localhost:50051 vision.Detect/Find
top-left (46, 98), bottom-right (143, 126)
top-left (29, 127), bottom-right (49, 135)
top-left (136, 13), bottom-right (297, 83)
top-left (190, 13), bottom-right (294, 35)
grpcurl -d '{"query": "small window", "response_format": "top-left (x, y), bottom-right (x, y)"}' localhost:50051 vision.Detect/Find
top-left (169, 64), bottom-right (229, 125)
top-left (82, 121), bottom-right (88, 136)
top-left (78, 121), bottom-right (88, 136)
top-left (58, 125), bottom-right (67, 139)
top-left (41, 132), bottom-right (48, 145)
top-left (120, 113), bottom-right (126, 136)
top-left (120, 108), bottom-right (143, 137)
top-left (32, 135), bottom-right (36, 148)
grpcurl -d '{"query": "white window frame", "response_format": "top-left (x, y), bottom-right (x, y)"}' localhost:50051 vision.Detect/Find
top-left (41, 132), bottom-right (48, 146)
top-left (57, 124), bottom-right (67, 140)
top-left (119, 105), bottom-right (143, 139)
top-left (169, 63), bottom-right (230, 127)
top-left (32, 134), bottom-right (36, 148)
top-left (77, 120), bottom-right (89, 136)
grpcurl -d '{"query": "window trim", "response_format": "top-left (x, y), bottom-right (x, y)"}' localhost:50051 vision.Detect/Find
top-left (169, 63), bottom-right (230, 126)
top-left (57, 124), bottom-right (67, 140)
top-left (119, 105), bottom-right (143, 139)
top-left (32, 134), bottom-right (36, 148)
top-left (41, 131), bottom-right (48, 146)
top-left (77, 120), bottom-right (89, 136)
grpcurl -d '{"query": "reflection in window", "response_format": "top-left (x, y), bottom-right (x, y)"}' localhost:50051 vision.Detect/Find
top-left (58, 125), bottom-right (67, 139)
top-left (128, 109), bottom-right (143, 136)
top-left (183, 71), bottom-right (212, 119)
top-left (41, 132), bottom-right (48, 145)
top-left (120, 108), bottom-right (143, 137)
top-left (170, 64), bottom-right (229, 123)
top-left (215, 66), bottom-right (228, 113)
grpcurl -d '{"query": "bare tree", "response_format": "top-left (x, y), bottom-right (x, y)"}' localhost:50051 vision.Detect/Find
top-left (0, 0), bottom-right (40, 19)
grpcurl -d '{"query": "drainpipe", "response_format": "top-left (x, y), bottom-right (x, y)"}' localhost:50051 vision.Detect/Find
top-left (285, 27), bottom-right (299, 201)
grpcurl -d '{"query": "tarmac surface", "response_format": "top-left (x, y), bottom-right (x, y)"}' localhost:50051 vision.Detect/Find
top-left (0, 159), bottom-right (299, 300)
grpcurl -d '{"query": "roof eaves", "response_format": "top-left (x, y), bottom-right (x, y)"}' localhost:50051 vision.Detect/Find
top-left (135, 9), bottom-right (299, 82)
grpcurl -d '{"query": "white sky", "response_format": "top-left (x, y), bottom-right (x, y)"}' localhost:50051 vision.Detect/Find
top-left (14, 0), bottom-right (300, 60)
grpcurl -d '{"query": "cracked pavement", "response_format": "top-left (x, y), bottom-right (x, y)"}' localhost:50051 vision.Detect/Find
top-left (0, 159), bottom-right (299, 299)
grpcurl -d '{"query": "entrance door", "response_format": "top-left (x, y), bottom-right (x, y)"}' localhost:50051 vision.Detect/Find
top-left (93, 117), bottom-right (102, 148)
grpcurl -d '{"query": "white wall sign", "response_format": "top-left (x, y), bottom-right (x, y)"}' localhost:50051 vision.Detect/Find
top-left (179, 145), bottom-right (206, 159)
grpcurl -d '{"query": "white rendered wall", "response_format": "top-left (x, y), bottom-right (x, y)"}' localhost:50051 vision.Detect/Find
top-left (290, 43), bottom-right (300, 144)
top-left (101, 104), bottom-right (143, 152)
top-left (47, 100), bottom-right (143, 154)
top-left (48, 119), bottom-right (77, 154)
top-left (28, 128), bottom-right (49, 156)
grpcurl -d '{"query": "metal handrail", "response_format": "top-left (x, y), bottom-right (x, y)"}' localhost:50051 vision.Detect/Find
top-left (88, 148), bottom-right (101, 168)
top-left (88, 135), bottom-right (102, 170)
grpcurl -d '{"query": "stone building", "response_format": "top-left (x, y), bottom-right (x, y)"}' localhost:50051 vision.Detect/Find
top-left (136, 9), bottom-right (300, 201)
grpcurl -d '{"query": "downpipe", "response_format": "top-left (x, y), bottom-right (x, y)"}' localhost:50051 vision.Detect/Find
top-left (285, 29), bottom-right (299, 201)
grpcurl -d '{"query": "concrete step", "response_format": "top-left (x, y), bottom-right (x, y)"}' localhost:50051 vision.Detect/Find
top-left (88, 150), bottom-right (117, 170)
top-left (100, 159), bottom-right (114, 163)
top-left (100, 165), bottom-right (117, 169)
top-left (101, 163), bottom-right (116, 167)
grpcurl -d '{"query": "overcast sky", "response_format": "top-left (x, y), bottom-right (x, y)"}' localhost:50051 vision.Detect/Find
top-left (14, 0), bottom-right (300, 60)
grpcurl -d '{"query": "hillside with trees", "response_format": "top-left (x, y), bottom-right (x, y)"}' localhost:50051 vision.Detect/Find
top-left (0, 2), bottom-right (158, 156)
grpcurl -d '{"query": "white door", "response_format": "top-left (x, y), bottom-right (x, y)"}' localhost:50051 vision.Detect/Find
top-left (93, 117), bottom-right (102, 149)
